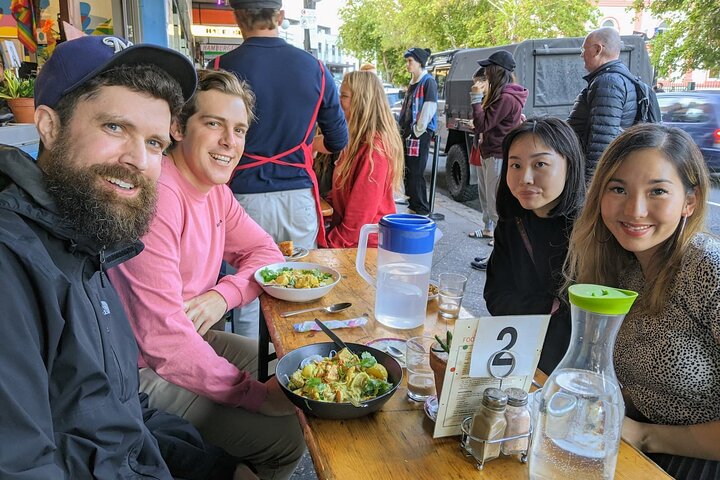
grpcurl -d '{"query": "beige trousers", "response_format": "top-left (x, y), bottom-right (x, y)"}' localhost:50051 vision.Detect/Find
top-left (234, 188), bottom-right (318, 250)
top-left (139, 330), bottom-right (305, 480)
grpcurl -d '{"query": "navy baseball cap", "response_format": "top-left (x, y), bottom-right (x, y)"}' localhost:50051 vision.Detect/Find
top-left (35, 35), bottom-right (197, 109)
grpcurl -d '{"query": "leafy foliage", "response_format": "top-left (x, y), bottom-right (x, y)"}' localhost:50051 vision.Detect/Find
top-left (339, 0), bottom-right (599, 84)
top-left (0, 70), bottom-right (35, 99)
top-left (632, 0), bottom-right (720, 77)
top-left (433, 331), bottom-right (453, 354)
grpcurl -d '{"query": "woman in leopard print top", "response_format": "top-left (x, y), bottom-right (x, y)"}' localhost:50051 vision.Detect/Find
top-left (565, 124), bottom-right (720, 480)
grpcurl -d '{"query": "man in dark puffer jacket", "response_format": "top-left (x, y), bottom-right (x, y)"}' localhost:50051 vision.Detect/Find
top-left (568, 27), bottom-right (638, 182)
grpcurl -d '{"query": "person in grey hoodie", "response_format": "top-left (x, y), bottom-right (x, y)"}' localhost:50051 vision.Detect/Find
top-left (469, 50), bottom-right (528, 270)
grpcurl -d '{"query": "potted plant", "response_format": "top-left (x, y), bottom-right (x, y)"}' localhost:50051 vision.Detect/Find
top-left (430, 331), bottom-right (451, 400)
top-left (0, 69), bottom-right (36, 123)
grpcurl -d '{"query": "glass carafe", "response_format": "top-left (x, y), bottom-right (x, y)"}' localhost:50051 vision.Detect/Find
top-left (356, 214), bottom-right (436, 329)
top-left (528, 284), bottom-right (638, 480)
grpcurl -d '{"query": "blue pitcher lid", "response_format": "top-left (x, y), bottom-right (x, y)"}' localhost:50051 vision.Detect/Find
top-left (379, 214), bottom-right (436, 254)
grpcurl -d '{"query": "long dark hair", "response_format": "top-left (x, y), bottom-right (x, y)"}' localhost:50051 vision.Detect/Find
top-left (496, 116), bottom-right (586, 219)
top-left (483, 64), bottom-right (516, 108)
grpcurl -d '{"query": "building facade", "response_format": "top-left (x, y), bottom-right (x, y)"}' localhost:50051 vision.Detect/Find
top-left (597, 0), bottom-right (718, 90)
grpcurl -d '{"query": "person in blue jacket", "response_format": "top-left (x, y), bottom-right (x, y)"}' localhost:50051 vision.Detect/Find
top-left (398, 47), bottom-right (438, 216)
top-left (212, 0), bottom-right (348, 249)
top-left (0, 36), bottom-right (246, 479)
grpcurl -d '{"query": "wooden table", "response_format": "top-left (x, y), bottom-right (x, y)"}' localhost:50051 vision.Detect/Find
top-left (258, 248), bottom-right (670, 480)
top-left (319, 197), bottom-right (333, 217)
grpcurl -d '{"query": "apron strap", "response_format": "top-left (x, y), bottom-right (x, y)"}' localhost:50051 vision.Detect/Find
top-left (231, 60), bottom-right (329, 247)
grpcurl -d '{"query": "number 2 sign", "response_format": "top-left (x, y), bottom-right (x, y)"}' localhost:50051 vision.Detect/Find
top-left (469, 315), bottom-right (551, 379)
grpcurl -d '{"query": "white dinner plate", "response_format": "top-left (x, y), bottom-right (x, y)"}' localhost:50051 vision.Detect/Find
top-left (284, 247), bottom-right (309, 260)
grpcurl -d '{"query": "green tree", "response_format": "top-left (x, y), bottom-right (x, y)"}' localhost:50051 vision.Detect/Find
top-left (482, 0), bottom-right (599, 45)
top-left (339, 0), bottom-right (599, 84)
top-left (338, 0), bottom-right (406, 83)
top-left (632, 0), bottom-right (720, 76)
top-left (396, 0), bottom-right (483, 50)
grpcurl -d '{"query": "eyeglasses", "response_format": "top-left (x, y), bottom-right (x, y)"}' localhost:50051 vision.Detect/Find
top-left (580, 43), bottom-right (604, 55)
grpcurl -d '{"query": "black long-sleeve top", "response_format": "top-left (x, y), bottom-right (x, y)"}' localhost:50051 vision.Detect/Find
top-left (483, 212), bottom-right (573, 374)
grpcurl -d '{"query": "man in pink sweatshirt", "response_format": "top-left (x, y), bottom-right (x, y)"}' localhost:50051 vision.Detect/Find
top-left (108, 69), bottom-right (304, 480)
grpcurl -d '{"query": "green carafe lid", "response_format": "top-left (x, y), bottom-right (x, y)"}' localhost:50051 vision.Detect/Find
top-left (568, 284), bottom-right (638, 315)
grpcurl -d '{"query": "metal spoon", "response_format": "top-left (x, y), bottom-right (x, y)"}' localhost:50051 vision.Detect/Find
top-left (280, 302), bottom-right (352, 318)
top-left (386, 345), bottom-right (405, 359)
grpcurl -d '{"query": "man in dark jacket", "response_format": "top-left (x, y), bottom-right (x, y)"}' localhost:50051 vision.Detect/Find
top-left (568, 27), bottom-right (638, 181)
top-left (0, 36), bottom-right (242, 479)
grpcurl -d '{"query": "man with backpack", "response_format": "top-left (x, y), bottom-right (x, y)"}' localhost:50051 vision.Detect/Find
top-left (568, 27), bottom-right (661, 182)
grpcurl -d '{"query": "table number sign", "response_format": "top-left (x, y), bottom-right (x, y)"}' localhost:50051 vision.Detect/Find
top-left (433, 315), bottom-right (550, 438)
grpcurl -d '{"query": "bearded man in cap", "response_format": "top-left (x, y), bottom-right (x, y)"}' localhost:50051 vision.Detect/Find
top-left (0, 36), bottom-right (247, 479)
top-left (211, 0), bottom-right (348, 249)
top-left (398, 47), bottom-right (438, 216)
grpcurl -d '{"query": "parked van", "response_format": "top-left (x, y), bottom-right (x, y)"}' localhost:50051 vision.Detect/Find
top-left (441, 35), bottom-right (654, 201)
top-left (425, 50), bottom-right (458, 150)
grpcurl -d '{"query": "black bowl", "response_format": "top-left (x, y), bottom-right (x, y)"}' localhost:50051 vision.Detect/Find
top-left (275, 342), bottom-right (403, 419)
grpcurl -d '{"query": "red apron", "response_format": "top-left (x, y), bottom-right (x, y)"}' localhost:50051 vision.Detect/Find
top-left (213, 56), bottom-right (328, 247)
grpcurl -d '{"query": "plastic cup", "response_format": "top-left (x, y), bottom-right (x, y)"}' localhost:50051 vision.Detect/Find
top-left (437, 273), bottom-right (467, 320)
top-left (405, 336), bottom-right (436, 402)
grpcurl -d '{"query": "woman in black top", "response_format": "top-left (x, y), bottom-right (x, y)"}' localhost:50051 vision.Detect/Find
top-left (483, 117), bottom-right (585, 374)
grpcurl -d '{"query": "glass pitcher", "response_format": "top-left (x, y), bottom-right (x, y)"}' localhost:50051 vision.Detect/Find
top-left (356, 214), bottom-right (436, 329)
top-left (528, 284), bottom-right (638, 480)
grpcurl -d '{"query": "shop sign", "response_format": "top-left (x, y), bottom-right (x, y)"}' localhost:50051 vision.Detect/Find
top-left (200, 44), bottom-right (237, 53)
top-left (191, 25), bottom-right (242, 38)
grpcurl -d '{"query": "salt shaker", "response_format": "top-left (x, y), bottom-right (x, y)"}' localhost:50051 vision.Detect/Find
top-left (501, 387), bottom-right (531, 455)
top-left (468, 388), bottom-right (508, 463)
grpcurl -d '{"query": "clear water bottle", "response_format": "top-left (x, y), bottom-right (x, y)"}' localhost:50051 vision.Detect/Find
top-left (528, 284), bottom-right (638, 480)
top-left (356, 214), bottom-right (436, 329)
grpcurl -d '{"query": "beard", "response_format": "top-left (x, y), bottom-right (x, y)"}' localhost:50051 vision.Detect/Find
top-left (42, 133), bottom-right (158, 247)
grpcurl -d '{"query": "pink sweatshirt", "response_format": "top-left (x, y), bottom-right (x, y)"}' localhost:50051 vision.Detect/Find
top-left (108, 157), bottom-right (284, 412)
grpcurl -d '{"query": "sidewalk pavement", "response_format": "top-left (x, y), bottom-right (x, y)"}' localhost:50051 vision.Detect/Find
top-left (415, 192), bottom-right (492, 318)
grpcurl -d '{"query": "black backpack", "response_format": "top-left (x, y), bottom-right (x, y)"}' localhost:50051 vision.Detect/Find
top-left (619, 72), bottom-right (662, 124)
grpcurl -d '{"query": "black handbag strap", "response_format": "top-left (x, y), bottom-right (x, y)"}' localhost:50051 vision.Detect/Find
top-left (515, 217), bottom-right (535, 266)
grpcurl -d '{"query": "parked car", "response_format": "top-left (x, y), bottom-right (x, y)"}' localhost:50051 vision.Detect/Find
top-left (385, 86), bottom-right (404, 122)
top-left (657, 90), bottom-right (720, 175)
top-left (385, 87), bottom-right (404, 106)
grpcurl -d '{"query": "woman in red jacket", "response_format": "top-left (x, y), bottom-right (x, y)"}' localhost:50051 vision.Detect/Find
top-left (469, 50), bottom-right (528, 269)
top-left (325, 71), bottom-right (404, 248)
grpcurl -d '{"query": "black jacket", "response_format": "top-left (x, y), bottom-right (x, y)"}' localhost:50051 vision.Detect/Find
top-left (483, 213), bottom-right (573, 374)
top-left (568, 59), bottom-right (638, 181)
top-left (0, 147), bottom-right (234, 479)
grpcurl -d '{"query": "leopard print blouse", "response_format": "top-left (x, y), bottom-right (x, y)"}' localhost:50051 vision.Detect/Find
top-left (614, 233), bottom-right (720, 425)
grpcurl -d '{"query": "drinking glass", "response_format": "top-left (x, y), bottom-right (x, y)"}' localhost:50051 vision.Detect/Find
top-left (405, 336), bottom-right (436, 402)
top-left (437, 273), bottom-right (467, 320)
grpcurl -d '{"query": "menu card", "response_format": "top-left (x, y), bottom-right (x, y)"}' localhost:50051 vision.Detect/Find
top-left (432, 315), bottom-right (550, 438)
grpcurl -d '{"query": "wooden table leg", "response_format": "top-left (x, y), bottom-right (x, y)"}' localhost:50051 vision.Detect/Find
top-left (258, 308), bottom-right (276, 382)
